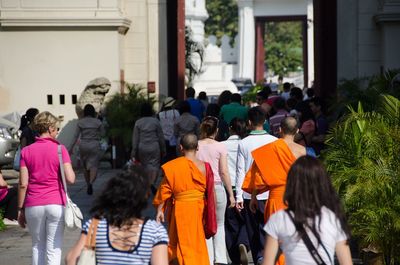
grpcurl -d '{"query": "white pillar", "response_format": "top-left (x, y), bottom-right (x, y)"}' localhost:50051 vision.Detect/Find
top-left (307, 0), bottom-right (314, 88)
top-left (185, 0), bottom-right (209, 43)
top-left (237, 0), bottom-right (255, 81)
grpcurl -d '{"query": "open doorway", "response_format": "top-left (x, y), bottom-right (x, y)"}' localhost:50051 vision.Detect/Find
top-left (255, 16), bottom-right (308, 89)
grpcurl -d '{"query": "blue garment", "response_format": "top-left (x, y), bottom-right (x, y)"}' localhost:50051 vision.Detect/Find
top-left (186, 98), bottom-right (205, 121)
top-left (82, 218), bottom-right (168, 265)
top-left (306, 147), bottom-right (317, 157)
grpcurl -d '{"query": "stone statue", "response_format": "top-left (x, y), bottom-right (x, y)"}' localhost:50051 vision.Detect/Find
top-left (75, 77), bottom-right (111, 118)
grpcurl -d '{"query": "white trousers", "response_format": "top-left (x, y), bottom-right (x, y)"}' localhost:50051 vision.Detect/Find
top-left (25, 205), bottom-right (65, 265)
top-left (207, 183), bottom-right (228, 264)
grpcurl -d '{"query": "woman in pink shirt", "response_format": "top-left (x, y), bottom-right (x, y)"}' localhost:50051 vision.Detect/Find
top-left (196, 116), bottom-right (235, 265)
top-left (17, 111), bottom-right (76, 265)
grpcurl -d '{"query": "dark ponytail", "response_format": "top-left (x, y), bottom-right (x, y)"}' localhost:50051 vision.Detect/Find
top-left (19, 108), bottom-right (39, 130)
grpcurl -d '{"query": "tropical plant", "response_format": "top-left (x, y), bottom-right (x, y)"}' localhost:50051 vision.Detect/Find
top-left (105, 83), bottom-right (156, 148)
top-left (185, 26), bottom-right (204, 86)
top-left (335, 69), bottom-right (400, 113)
top-left (205, 0), bottom-right (238, 46)
top-left (265, 21), bottom-right (303, 75)
top-left (0, 209), bottom-right (5, 231)
top-left (324, 95), bottom-right (400, 264)
top-left (242, 82), bottom-right (264, 105)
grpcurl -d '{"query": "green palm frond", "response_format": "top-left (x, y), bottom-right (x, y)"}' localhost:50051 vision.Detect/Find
top-left (324, 95), bottom-right (400, 263)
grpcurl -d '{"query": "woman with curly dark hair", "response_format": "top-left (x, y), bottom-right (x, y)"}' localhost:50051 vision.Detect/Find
top-left (262, 156), bottom-right (352, 265)
top-left (66, 166), bottom-right (168, 265)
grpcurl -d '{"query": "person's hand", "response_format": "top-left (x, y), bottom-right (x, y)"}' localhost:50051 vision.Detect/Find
top-left (228, 195), bottom-right (235, 208)
top-left (156, 210), bottom-right (164, 223)
top-left (235, 201), bottom-right (244, 212)
top-left (249, 196), bottom-right (258, 214)
top-left (18, 210), bottom-right (26, 228)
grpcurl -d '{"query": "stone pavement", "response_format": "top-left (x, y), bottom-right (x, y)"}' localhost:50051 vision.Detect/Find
top-left (0, 165), bottom-right (256, 265)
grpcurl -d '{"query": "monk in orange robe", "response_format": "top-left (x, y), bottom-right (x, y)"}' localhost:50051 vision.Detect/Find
top-left (242, 117), bottom-right (306, 265)
top-left (154, 134), bottom-right (209, 265)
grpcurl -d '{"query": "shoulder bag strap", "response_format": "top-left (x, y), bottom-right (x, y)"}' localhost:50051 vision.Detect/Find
top-left (286, 210), bottom-right (329, 265)
top-left (58, 145), bottom-right (68, 195)
top-left (86, 218), bottom-right (100, 249)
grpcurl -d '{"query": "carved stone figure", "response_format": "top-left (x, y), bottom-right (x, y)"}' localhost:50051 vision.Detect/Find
top-left (76, 77), bottom-right (111, 118)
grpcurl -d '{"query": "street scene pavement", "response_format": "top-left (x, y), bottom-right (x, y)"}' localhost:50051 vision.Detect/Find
top-left (0, 164), bottom-right (256, 265)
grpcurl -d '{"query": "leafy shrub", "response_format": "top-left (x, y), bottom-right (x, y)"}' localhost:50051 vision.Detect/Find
top-left (324, 95), bottom-right (400, 264)
top-left (0, 209), bottom-right (6, 231)
top-left (242, 82), bottom-right (264, 105)
top-left (334, 69), bottom-right (400, 113)
top-left (105, 83), bottom-right (156, 148)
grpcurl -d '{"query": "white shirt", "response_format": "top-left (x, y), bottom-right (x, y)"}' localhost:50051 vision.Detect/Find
top-left (222, 135), bottom-right (241, 186)
top-left (236, 131), bottom-right (277, 201)
top-left (158, 109), bottom-right (180, 140)
top-left (264, 207), bottom-right (348, 265)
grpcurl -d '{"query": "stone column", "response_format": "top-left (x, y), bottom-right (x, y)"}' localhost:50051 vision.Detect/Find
top-left (185, 0), bottom-right (209, 43)
top-left (307, 0), bottom-right (315, 87)
top-left (237, 0), bottom-right (255, 81)
top-left (375, 0), bottom-right (400, 71)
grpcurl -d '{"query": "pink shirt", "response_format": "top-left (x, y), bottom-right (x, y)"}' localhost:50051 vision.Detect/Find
top-left (0, 188), bottom-right (8, 202)
top-left (196, 141), bottom-right (227, 183)
top-left (20, 137), bottom-right (71, 208)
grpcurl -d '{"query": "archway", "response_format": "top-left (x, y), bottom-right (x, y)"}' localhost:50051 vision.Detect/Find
top-left (254, 16), bottom-right (308, 87)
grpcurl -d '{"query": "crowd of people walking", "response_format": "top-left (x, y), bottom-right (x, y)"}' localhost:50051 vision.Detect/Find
top-left (2, 83), bottom-right (354, 265)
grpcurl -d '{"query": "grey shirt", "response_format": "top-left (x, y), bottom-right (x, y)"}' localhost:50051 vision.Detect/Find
top-left (174, 112), bottom-right (200, 139)
top-left (131, 117), bottom-right (166, 159)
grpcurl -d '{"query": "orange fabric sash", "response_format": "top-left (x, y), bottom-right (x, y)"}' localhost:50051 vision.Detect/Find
top-left (174, 190), bottom-right (204, 201)
top-left (242, 139), bottom-right (296, 194)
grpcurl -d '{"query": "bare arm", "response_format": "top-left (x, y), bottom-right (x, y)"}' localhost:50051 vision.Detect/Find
top-left (262, 235), bottom-right (280, 265)
top-left (65, 233), bottom-right (86, 265)
top-left (63, 163), bottom-right (76, 184)
top-left (0, 172), bottom-right (7, 187)
top-left (156, 202), bottom-right (165, 223)
top-left (335, 240), bottom-right (353, 265)
top-left (17, 167), bottom-right (29, 228)
top-left (219, 153), bottom-right (235, 207)
top-left (151, 244), bottom-right (168, 265)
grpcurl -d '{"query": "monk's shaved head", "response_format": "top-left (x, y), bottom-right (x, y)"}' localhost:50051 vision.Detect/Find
top-left (280, 116), bottom-right (299, 136)
top-left (180, 133), bottom-right (198, 151)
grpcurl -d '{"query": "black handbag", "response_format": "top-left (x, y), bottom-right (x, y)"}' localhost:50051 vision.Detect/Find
top-left (286, 210), bottom-right (333, 265)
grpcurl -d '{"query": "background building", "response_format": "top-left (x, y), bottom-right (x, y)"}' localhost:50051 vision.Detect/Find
top-left (0, 0), bottom-right (169, 129)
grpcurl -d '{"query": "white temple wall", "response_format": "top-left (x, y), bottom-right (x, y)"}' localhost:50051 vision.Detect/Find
top-left (253, 0), bottom-right (308, 16)
top-left (337, 0), bottom-right (400, 81)
top-left (0, 30), bottom-right (121, 124)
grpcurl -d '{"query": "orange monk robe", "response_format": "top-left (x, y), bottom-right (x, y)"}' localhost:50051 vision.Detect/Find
top-left (242, 139), bottom-right (296, 265)
top-left (153, 157), bottom-right (209, 265)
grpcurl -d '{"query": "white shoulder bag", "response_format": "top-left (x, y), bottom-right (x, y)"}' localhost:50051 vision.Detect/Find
top-left (58, 145), bottom-right (83, 230)
top-left (77, 218), bottom-right (99, 265)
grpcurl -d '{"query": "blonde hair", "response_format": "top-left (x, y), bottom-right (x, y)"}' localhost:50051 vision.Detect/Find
top-left (32, 111), bottom-right (60, 134)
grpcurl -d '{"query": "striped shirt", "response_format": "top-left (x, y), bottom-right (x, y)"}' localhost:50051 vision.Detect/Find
top-left (82, 218), bottom-right (168, 265)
